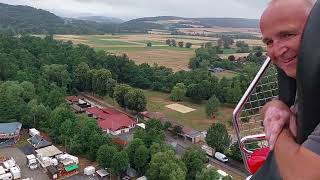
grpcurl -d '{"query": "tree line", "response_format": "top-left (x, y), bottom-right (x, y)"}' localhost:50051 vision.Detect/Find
top-left (0, 34), bottom-right (264, 121)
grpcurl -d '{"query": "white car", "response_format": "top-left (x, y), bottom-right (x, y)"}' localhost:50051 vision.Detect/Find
top-left (214, 152), bottom-right (228, 163)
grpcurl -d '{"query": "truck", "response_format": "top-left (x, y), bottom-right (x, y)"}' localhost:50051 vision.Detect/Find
top-left (26, 154), bottom-right (38, 170)
top-left (201, 145), bottom-right (228, 163)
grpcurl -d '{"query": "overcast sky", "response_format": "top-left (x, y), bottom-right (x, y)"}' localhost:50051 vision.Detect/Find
top-left (0, 0), bottom-right (269, 20)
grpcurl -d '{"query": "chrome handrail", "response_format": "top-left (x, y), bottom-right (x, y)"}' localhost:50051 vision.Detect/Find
top-left (233, 57), bottom-right (277, 172)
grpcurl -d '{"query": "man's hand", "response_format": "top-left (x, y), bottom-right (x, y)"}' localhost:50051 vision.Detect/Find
top-left (261, 100), bottom-right (292, 150)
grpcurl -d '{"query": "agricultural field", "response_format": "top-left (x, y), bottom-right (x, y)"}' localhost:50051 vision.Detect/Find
top-left (54, 32), bottom-right (264, 72)
top-left (178, 27), bottom-right (261, 36)
top-left (55, 34), bottom-right (203, 71)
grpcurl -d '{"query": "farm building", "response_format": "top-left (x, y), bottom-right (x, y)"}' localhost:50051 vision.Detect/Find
top-left (140, 111), bottom-right (165, 121)
top-left (86, 107), bottom-right (137, 135)
top-left (28, 134), bottom-right (52, 149)
top-left (182, 127), bottom-right (204, 144)
top-left (0, 122), bottom-right (22, 147)
top-left (65, 96), bottom-right (91, 113)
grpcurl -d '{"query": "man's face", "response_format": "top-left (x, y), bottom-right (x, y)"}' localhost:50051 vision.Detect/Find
top-left (260, 1), bottom-right (310, 78)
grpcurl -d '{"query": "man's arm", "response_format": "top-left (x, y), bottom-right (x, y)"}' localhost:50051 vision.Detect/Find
top-left (274, 128), bottom-right (320, 180)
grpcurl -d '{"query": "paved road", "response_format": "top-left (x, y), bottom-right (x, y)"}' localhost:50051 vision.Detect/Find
top-left (164, 132), bottom-right (249, 179)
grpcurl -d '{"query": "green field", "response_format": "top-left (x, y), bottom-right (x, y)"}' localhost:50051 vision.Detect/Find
top-left (95, 45), bottom-right (194, 52)
top-left (222, 48), bottom-right (238, 54)
top-left (133, 40), bottom-right (165, 45)
top-left (102, 90), bottom-right (234, 131)
top-left (88, 37), bottom-right (137, 46)
top-left (212, 70), bottom-right (239, 79)
top-left (143, 90), bottom-right (234, 131)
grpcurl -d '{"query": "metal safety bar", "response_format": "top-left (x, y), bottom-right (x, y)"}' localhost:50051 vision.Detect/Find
top-left (232, 57), bottom-right (279, 172)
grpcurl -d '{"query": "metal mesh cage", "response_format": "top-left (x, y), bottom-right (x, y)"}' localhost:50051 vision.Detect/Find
top-left (233, 57), bottom-right (278, 171)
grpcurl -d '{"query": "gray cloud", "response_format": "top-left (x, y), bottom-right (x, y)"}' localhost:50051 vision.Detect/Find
top-left (0, 0), bottom-right (270, 20)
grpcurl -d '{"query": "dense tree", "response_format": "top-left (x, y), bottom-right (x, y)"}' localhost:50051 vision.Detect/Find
top-left (166, 39), bottom-right (171, 45)
top-left (171, 39), bottom-right (177, 47)
top-left (170, 83), bottom-right (187, 101)
top-left (134, 145), bottom-right (149, 174)
top-left (97, 145), bottom-right (118, 168)
top-left (149, 143), bottom-right (175, 156)
top-left (48, 105), bottom-right (76, 142)
top-left (185, 42), bottom-right (192, 48)
top-left (59, 119), bottom-right (75, 151)
top-left (87, 132), bottom-right (111, 160)
top-left (41, 64), bottom-right (71, 88)
top-left (206, 95), bottom-right (220, 117)
top-left (178, 41), bottom-right (184, 48)
top-left (20, 81), bottom-right (36, 102)
top-left (111, 151), bottom-right (129, 177)
top-left (74, 62), bottom-right (90, 91)
top-left (229, 142), bottom-right (242, 161)
top-left (91, 68), bottom-right (113, 96)
top-left (27, 100), bottom-right (50, 128)
top-left (126, 138), bottom-right (145, 166)
top-left (124, 89), bottom-right (147, 112)
top-left (147, 42), bottom-right (152, 47)
top-left (228, 55), bottom-right (236, 61)
top-left (135, 119), bottom-right (165, 147)
top-left (45, 87), bottom-right (65, 109)
top-left (182, 147), bottom-right (208, 180)
top-left (164, 121), bottom-right (172, 130)
top-left (196, 168), bottom-right (220, 180)
top-left (114, 84), bottom-right (132, 108)
top-left (222, 176), bottom-right (233, 180)
top-left (146, 150), bottom-right (186, 180)
top-left (205, 123), bottom-right (231, 152)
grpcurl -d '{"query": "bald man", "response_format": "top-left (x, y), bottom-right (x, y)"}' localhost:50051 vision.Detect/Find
top-left (250, 0), bottom-right (320, 179)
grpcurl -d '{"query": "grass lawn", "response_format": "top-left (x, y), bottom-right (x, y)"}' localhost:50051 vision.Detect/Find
top-left (88, 38), bottom-right (137, 46)
top-left (222, 48), bottom-right (238, 54)
top-left (133, 40), bottom-right (164, 45)
top-left (143, 90), bottom-right (234, 131)
top-left (212, 70), bottom-right (239, 79)
top-left (16, 130), bottom-right (30, 148)
top-left (102, 90), bottom-right (234, 131)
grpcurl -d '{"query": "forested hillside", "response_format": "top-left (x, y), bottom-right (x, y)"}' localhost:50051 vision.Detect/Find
top-left (0, 3), bottom-right (118, 35)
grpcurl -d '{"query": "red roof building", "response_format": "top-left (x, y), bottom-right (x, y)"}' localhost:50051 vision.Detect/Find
top-left (86, 107), bottom-right (136, 135)
top-left (65, 96), bottom-right (79, 104)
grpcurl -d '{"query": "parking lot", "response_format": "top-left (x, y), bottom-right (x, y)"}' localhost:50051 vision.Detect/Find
top-left (0, 147), bottom-right (50, 180)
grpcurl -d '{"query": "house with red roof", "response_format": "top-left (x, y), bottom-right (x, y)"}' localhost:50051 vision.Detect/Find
top-left (86, 107), bottom-right (136, 135)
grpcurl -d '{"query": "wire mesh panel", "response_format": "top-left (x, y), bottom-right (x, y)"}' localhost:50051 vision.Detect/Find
top-left (233, 57), bottom-right (278, 171)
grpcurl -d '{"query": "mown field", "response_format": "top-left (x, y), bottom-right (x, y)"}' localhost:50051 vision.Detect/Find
top-left (102, 90), bottom-right (234, 132)
top-left (54, 33), bottom-right (263, 72)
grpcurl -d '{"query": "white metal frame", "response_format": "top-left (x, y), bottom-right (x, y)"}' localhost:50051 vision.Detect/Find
top-left (232, 57), bottom-right (278, 172)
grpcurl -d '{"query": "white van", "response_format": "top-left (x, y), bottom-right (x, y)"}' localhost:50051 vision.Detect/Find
top-left (214, 152), bottom-right (228, 163)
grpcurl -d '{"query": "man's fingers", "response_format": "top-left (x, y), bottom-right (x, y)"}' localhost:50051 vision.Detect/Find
top-left (267, 120), bottom-right (283, 150)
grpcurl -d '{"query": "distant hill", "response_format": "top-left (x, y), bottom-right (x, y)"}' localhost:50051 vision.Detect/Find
top-left (121, 16), bottom-right (259, 32)
top-left (0, 3), bottom-right (63, 34)
top-left (0, 3), bottom-right (259, 35)
top-left (76, 16), bottom-right (124, 24)
top-left (0, 3), bottom-right (118, 35)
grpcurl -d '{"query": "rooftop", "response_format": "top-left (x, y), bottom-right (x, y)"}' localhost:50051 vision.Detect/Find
top-left (29, 135), bottom-right (52, 149)
top-left (0, 122), bottom-right (22, 135)
top-left (86, 106), bottom-right (136, 132)
top-left (35, 145), bottom-right (63, 157)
